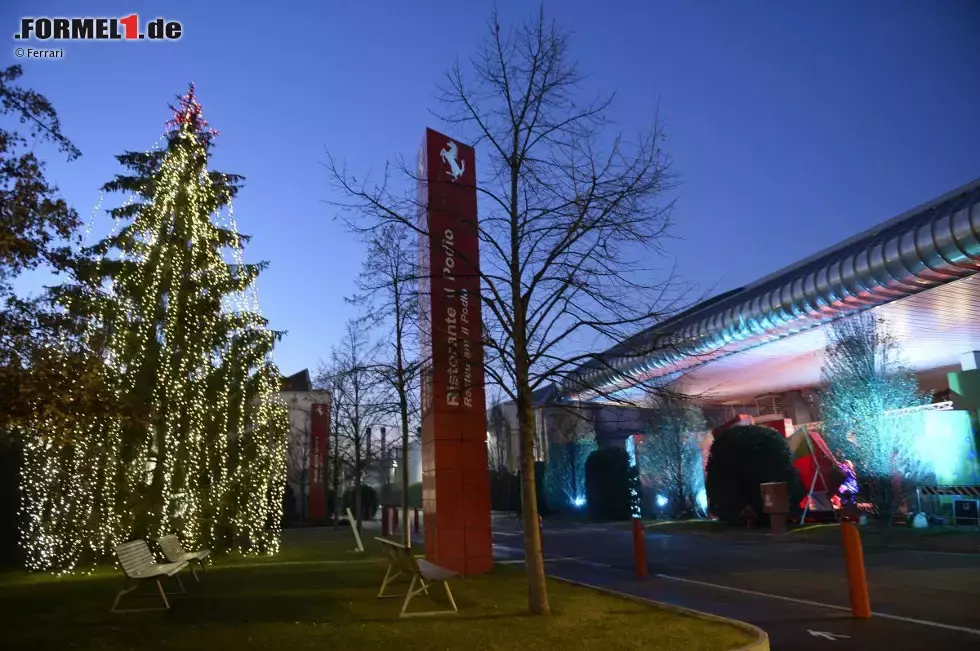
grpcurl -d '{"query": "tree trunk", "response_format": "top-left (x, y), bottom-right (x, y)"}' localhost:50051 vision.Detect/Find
top-left (394, 285), bottom-right (412, 548)
top-left (509, 124), bottom-right (549, 614)
top-left (354, 450), bottom-right (363, 531)
top-left (331, 422), bottom-right (341, 529)
top-left (400, 402), bottom-right (411, 547)
top-left (517, 384), bottom-right (549, 614)
top-left (299, 470), bottom-right (308, 521)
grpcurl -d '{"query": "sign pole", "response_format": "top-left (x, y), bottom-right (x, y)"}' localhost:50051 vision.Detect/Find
top-left (346, 507), bottom-right (364, 552)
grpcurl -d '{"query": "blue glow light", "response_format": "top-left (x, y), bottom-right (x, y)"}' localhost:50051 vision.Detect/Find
top-left (697, 488), bottom-right (707, 511)
top-left (572, 496), bottom-right (586, 507)
top-left (656, 494), bottom-right (668, 508)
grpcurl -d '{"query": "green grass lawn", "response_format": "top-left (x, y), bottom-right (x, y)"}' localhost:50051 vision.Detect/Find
top-left (0, 528), bottom-right (753, 651)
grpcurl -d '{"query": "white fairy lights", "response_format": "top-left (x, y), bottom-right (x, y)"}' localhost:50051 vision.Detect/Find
top-left (19, 88), bottom-right (289, 571)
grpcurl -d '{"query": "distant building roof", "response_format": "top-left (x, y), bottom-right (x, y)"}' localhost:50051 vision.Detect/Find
top-left (281, 369), bottom-right (312, 392)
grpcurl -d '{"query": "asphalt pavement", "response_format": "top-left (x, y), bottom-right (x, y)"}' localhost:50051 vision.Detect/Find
top-left (490, 516), bottom-right (980, 651)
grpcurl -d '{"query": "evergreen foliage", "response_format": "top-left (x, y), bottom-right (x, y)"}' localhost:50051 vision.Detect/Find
top-left (543, 409), bottom-right (597, 511)
top-left (705, 425), bottom-right (804, 524)
top-left (585, 447), bottom-right (640, 521)
top-left (638, 402), bottom-right (706, 518)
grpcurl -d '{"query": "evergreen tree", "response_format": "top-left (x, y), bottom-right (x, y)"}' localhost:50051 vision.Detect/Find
top-left (20, 86), bottom-right (288, 571)
top-left (638, 400), bottom-right (707, 519)
top-left (543, 408), bottom-right (596, 510)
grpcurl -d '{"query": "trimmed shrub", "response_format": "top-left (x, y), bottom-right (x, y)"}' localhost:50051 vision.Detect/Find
top-left (379, 482), bottom-right (424, 509)
top-left (585, 447), bottom-right (640, 521)
top-left (343, 484), bottom-right (378, 521)
top-left (490, 470), bottom-right (521, 511)
top-left (705, 425), bottom-right (805, 524)
top-left (408, 482), bottom-right (422, 508)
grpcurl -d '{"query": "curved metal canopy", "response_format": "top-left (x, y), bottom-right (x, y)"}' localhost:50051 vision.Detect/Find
top-left (564, 178), bottom-right (980, 400)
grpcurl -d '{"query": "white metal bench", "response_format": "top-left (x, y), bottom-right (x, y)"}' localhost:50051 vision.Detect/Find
top-left (375, 537), bottom-right (459, 618)
top-left (157, 534), bottom-right (210, 582)
top-left (112, 540), bottom-right (188, 613)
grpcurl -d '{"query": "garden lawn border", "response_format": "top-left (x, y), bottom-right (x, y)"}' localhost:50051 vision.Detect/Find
top-left (550, 575), bottom-right (769, 651)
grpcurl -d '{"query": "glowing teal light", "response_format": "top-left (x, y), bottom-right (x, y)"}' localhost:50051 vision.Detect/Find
top-left (697, 488), bottom-right (708, 511)
top-left (572, 496), bottom-right (586, 507)
top-left (916, 410), bottom-right (979, 484)
top-left (656, 494), bottom-right (668, 508)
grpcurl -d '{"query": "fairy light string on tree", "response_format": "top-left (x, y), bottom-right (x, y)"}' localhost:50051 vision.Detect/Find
top-left (20, 85), bottom-right (289, 572)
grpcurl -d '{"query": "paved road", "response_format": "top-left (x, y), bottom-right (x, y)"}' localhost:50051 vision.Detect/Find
top-left (491, 517), bottom-right (980, 650)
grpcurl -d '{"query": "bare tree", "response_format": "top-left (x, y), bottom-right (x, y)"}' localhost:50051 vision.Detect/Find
top-left (638, 397), bottom-right (706, 519)
top-left (286, 402), bottom-right (313, 520)
top-left (325, 8), bottom-right (682, 614)
top-left (318, 320), bottom-right (388, 531)
top-left (350, 224), bottom-right (423, 546)
top-left (315, 366), bottom-right (346, 527)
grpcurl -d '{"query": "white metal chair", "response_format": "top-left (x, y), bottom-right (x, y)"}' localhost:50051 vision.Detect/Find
top-left (112, 540), bottom-right (187, 613)
top-left (157, 534), bottom-right (210, 582)
top-left (376, 537), bottom-right (459, 618)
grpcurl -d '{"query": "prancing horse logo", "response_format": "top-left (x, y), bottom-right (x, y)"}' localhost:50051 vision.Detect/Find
top-left (440, 140), bottom-right (466, 181)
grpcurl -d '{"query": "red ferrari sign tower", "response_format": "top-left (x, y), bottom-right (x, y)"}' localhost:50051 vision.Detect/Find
top-left (417, 128), bottom-right (492, 575)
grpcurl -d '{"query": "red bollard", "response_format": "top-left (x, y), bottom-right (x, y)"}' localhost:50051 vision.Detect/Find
top-left (381, 506), bottom-right (389, 537)
top-left (414, 508), bottom-right (420, 533)
top-left (392, 508), bottom-right (399, 533)
top-left (632, 517), bottom-right (647, 579)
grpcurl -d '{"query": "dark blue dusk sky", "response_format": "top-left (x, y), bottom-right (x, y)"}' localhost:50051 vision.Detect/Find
top-left (6, 1), bottom-right (979, 377)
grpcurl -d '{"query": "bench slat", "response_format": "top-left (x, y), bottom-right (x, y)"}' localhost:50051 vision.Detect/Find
top-left (157, 534), bottom-right (210, 565)
top-left (115, 541), bottom-right (159, 578)
top-left (417, 559), bottom-right (458, 582)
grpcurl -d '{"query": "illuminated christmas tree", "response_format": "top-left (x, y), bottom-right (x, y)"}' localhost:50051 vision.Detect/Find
top-left (20, 86), bottom-right (289, 571)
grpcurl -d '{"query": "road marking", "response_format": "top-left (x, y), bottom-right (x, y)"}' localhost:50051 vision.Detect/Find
top-left (493, 531), bottom-right (521, 537)
top-left (656, 574), bottom-right (980, 637)
top-left (568, 558), bottom-right (613, 569)
top-left (492, 544), bottom-right (612, 569)
top-left (808, 629), bottom-right (849, 641)
top-left (492, 544), bottom-right (523, 555)
top-left (497, 556), bottom-right (586, 565)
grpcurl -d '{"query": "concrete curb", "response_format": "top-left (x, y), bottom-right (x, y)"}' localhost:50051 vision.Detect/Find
top-left (550, 575), bottom-right (770, 651)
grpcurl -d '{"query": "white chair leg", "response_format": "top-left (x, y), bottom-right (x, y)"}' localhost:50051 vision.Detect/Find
top-left (443, 581), bottom-right (458, 613)
top-left (110, 582), bottom-right (135, 613)
top-left (399, 574), bottom-right (418, 617)
top-left (378, 564), bottom-right (403, 598)
top-left (156, 580), bottom-right (171, 609)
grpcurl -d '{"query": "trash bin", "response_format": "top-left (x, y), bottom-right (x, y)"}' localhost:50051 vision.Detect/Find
top-left (760, 481), bottom-right (789, 534)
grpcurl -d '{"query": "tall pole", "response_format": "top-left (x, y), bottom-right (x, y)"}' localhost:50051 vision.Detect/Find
top-left (331, 411), bottom-right (341, 528)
